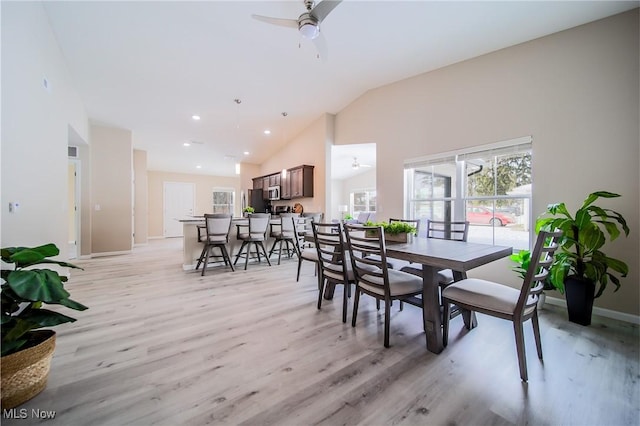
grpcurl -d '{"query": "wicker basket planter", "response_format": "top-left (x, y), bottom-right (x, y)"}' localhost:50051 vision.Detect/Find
top-left (1, 330), bottom-right (56, 409)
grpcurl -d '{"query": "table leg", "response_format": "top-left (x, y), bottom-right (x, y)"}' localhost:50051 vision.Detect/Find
top-left (422, 265), bottom-right (443, 354)
top-left (452, 270), bottom-right (477, 330)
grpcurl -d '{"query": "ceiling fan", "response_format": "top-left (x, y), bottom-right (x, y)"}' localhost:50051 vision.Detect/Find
top-left (251, 0), bottom-right (342, 59)
top-left (352, 157), bottom-right (373, 170)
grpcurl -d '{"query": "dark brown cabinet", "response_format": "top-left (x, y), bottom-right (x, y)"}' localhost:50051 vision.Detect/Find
top-left (289, 165), bottom-right (314, 198)
top-left (252, 178), bottom-right (263, 190)
top-left (251, 165), bottom-right (313, 201)
top-left (281, 170), bottom-right (291, 200)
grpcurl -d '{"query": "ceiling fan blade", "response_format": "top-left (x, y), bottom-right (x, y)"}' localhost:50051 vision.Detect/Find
top-left (251, 14), bottom-right (298, 29)
top-left (310, 0), bottom-right (342, 23)
top-left (312, 31), bottom-right (328, 61)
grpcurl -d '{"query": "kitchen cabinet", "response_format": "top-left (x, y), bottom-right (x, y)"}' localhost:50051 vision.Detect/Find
top-left (252, 178), bottom-right (263, 190)
top-left (251, 165), bottom-right (313, 200)
top-left (281, 170), bottom-right (291, 200)
top-left (289, 165), bottom-right (314, 198)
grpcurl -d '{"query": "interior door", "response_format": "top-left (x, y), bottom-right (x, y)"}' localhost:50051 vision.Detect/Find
top-left (163, 182), bottom-right (195, 237)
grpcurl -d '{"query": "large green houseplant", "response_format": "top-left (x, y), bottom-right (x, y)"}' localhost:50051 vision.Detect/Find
top-left (536, 191), bottom-right (629, 325)
top-left (1, 243), bottom-right (87, 408)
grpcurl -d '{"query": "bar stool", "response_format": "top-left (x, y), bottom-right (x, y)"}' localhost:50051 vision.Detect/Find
top-left (233, 213), bottom-right (272, 270)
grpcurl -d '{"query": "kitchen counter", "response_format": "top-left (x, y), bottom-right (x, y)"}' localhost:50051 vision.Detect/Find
top-left (178, 216), bottom-right (304, 270)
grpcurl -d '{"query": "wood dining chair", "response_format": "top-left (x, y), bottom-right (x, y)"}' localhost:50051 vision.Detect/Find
top-left (311, 222), bottom-right (354, 323)
top-left (344, 224), bottom-right (424, 348)
top-left (291, 217), bottom-right (319, 283)
top-left (441, 229), bottom-right (563, 382)
top-left (195, 214), bottom-right (234, 275)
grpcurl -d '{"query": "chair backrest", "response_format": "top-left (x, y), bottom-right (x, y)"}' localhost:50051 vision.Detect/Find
top-left (204, 214), bottom-right (232, 243)
top-left (517, 229), bottom-right (563, 315)
top-left (389, 218), bottom-right (421, 235)
top-left (279, 213), bottom-right (299, 238)
top-left (312, 222), bottom-right (349, 284)
top-left (248, 213), bottom-right (270, 237)
top-left (344, 224), bottom-right (391, 298)
top-left (426, 220), bottom-right (469, 242)
top-left (355, 211), bottom-right (370, 224)
top-left (302, 212), bottom-right (322, 231)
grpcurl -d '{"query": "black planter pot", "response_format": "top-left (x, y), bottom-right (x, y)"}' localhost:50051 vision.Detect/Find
top-left (564, 276), bottom-right (596, 326)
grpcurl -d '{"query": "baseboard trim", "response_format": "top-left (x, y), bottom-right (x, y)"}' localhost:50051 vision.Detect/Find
top-left (545, 296), bottom-right (640, 325)
top-left (91, 250), bottom-right (132, 258)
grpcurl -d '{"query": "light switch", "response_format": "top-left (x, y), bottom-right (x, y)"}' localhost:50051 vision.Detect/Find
top-left (95, 204), bottom-right (101, 211)
top-left (8, 202), bottom-right (20, 213)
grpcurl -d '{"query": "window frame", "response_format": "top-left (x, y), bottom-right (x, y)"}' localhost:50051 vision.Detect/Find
top-left (404, 136), bottom-right (532, 248)
top-left (212, 188), bottom-right (235, 215)
top-left (350, 188), bottom-right (377, 215)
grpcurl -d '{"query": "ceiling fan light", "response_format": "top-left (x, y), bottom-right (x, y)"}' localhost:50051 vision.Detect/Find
top-left (299, 22), bottom-right (319, 39)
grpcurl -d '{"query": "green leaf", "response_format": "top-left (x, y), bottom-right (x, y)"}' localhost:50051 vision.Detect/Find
top-left (574, 209), bottom-right (591, 230)
top-left (605, 256), bottom-right (628, 276)
top-left (22, 308), bottom-right (77, 327)
top-left (579, 225), bottom-right (605, 252)
top-left (6, 269), bottom-right (70, 303)
top-left (57, 298), bottom-right (89, 311)
top-left (1, 339), bottom-right (28, 356)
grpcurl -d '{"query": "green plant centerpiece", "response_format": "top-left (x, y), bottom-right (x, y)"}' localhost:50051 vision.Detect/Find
top-left (1, 243), bottom-right (87, 408)
top-left (364, 221), bottom-right (418, 243)
top-left (536, 191), bottom-right (629, 325)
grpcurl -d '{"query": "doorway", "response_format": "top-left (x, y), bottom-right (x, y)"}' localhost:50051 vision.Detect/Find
top-left (163, 182), bottom-right (195, 237)
top-left (67, 160), bottom-right (80, 259)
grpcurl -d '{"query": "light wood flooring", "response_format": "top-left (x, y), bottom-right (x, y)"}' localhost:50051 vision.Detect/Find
top-left (4, 238), bottom-right (639, 425)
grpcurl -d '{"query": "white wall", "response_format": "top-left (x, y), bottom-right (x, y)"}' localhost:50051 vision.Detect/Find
top-left (333, 10), bottom-right (639, 315)
top-left (1, 2), bottom-right (89, 257)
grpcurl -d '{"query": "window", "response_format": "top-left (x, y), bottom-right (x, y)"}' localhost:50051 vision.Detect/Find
top-left (404, 137), bottom-right (532, 249)
top-left (350, 189), bottom-right (376, 215)
top-left (212, 189), bottom-right (235, 214)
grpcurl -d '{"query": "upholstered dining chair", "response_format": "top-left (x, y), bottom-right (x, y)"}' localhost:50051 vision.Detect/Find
top-left (442, 229), bottom-right (563, 382)
top-left (268, 213), bottom-right (299, 265)
top-left (344, 224), bottom-right (424, 348)
top-left (291, 217), bottom-right (319, 283)
top-left (233, 213), bottom-right (272, 270)
top-left (311, 222), bottom-right (354, 323)
top-left (195, 213), bottom-right (234, 275)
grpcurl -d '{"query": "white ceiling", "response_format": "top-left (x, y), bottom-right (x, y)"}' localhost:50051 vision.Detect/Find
top-left (43, 1), bottom-right (637, 177)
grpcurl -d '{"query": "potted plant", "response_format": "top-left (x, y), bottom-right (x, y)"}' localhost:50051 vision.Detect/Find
top-left (243, 206), bottom-right (255, 217)
top-left (509, 248), bottom-right (555, 309)
top-left (364, 221), bottom-right (418, 243)
top-left (1, 243), bottom-right (87, 408)
top-left (536, 191), bottom-right (629, 325)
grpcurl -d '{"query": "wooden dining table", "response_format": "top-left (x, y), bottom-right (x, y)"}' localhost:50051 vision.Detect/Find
top-left (384, 237), bottom-right (512, 354)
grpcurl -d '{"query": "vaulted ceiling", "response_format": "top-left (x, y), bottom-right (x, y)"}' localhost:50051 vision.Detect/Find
top-left (43, 1), bottom-right (637, 176)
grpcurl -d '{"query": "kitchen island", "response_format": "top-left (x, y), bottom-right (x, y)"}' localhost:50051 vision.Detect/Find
top-left (179, 216), bottom-right (305, 271)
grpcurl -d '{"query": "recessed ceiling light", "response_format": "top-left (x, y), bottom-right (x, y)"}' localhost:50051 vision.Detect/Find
top-left (264, 130), bottom-right (271, 135)
top-left (196, 165), bottom-right (202, 169)
top-left (183, 142), bottom-right (191, 147)
top-left (243, 151), bottom-right (250, 155)
top-left (192, 115), bottom-right (200, 120)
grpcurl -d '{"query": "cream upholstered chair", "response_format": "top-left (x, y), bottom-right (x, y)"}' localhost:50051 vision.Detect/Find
top-left (311, 222), bottom-right (354, 323)
top-left (442, 229), bottom-right (563, 382)
top-left (291, 216), bottom-right (319, 282)
top-left (195, 214), bottom-right (234, 275)
top-left (344, 224), bottom-right (423, 348)
top-left (233, 213), bottom-right (272, 270)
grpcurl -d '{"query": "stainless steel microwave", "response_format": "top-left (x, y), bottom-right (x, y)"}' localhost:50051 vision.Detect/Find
top-left (267, 186), bottom-right (280, 201)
